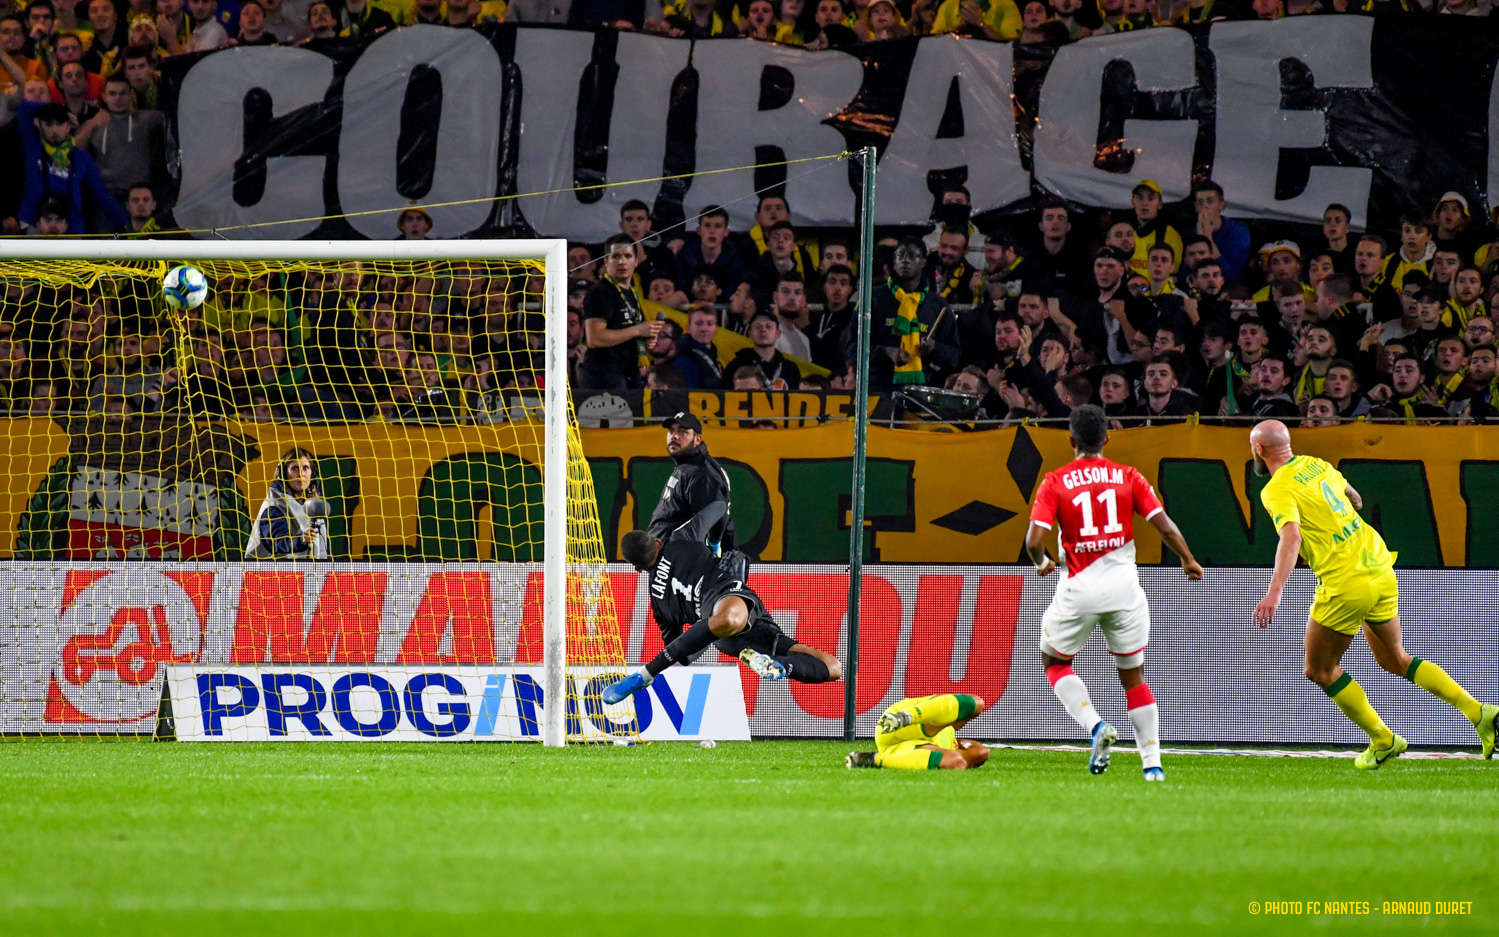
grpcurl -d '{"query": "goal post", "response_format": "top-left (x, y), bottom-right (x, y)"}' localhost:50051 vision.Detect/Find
top-left (0, 238), bottom-right (621, 745)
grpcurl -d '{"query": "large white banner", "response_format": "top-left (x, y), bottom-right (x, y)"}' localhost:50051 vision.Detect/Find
top-left (2, 562), bottom-right (1495, 745)
top-left (159, 17), bottom-right (1499, 240)
top-left (166, 665), bottom-right (749, 742)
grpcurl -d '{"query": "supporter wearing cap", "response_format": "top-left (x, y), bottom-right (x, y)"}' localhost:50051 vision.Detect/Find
top-left (1432, 191), bottom-right (1484, 261)
top-left (1251, 241), bottom-right (1317, 308)
top-left (854, 0), bottom-right (906, 41)
top-left (931, 0), bottom-right (1022, 41)
top-left (395, 205), bottom-right (433, 239)
top-left (1127, 179), bottom-right (1183, 278)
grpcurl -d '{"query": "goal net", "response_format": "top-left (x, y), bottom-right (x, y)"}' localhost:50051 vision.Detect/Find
top-left (0, 240), bottom-right (635, 745)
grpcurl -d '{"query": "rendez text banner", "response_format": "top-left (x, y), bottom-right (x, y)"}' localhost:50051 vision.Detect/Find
top-left (160, 16), bottom-right (1499, 240)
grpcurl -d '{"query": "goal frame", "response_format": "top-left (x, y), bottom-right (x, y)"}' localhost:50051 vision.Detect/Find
top-left (2, 238), bottom-right (574, 747)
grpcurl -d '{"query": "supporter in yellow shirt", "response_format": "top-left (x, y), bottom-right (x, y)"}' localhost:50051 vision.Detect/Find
top-left (930, 0), bottom-right (1021, 40)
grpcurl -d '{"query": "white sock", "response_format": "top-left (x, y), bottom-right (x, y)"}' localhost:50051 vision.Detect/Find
top-left (1049, 670), bottom-right (1101, 734)
top-left (1127, 683), bottom-right (1161, 770)
top-left (635, 666), bottom-right (655, 684)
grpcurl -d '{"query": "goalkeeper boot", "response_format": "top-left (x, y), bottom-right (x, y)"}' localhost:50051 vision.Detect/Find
top-left (877, 708), bottom-right (915, 735)
top-left (602, 671), bottom-right (652, 705)
top-left (1353, 734), bottom-right (1408, 770)
top-left (846, 751), bottom-right (878, 769)
top-left (1143, 767), bottom-right (1166, 782)
top-left (1088, 721), bottom-right (1118, 775)
top-left (738, 648), bottom-right (788, 681)
top-left (1477, 703), bottom-right (1498, 759)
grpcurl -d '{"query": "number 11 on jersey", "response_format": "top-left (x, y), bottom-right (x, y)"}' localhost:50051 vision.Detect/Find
top-left (1071, 489), bottom-right (1125, 538)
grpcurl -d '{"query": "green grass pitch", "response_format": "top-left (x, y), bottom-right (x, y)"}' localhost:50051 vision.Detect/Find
top-left (0, 740), bottom-right (1493, 936)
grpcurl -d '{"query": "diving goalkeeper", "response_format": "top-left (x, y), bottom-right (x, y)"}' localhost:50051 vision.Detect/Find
top-left (601, 525), bottom-right (841, 704)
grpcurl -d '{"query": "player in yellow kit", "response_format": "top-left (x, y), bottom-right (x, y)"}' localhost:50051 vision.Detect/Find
top-left (845, 694), bottom-right (991, 770)
top-left (1249, 420), bottom-right (1498, 769)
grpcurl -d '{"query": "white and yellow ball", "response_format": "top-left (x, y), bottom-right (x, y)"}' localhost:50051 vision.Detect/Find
top-left (162, 264), bottom-right (209, 310)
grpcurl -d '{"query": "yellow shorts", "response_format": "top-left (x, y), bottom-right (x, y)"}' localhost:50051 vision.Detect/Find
top-left (1310, 568), bottom-right (1399, 636)
top-left (875, 725), bottom-right (957, 754)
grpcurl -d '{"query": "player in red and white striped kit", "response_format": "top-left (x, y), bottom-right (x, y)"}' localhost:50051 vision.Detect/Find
top-left (1025, 406), bottom-right (1204, 780)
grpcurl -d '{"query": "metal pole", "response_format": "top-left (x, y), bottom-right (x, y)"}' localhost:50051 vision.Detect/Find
top-left (542, 239), bottom-right (568, 748)
top-left (843, 146), bottom-right (877, 743)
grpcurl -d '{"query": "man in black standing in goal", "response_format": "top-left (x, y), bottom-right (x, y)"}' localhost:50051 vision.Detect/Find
top-left (647, 412), bottom-right (736, 555)
top-left (601, 529), bottom-right (841, 704)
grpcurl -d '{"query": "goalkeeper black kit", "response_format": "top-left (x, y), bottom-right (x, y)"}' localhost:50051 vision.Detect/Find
top-left (646, 539), bottom-right (797, 659)
top-left (646, 439), bottom-right (737, 553)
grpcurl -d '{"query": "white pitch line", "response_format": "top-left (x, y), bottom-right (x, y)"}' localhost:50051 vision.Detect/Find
top-left (992, 743), bottom-right (1485, 760)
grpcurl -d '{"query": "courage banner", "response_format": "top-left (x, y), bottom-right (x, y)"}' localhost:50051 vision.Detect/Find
top-left (158, 16), bottom-right (1499, 241)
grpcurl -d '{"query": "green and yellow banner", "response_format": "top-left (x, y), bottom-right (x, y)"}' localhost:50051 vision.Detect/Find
top-left (3, 418), bottom-right (1495, 567)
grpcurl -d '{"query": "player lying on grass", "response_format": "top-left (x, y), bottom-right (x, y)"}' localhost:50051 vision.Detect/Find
top-left (1025, 405), bottom-right (1203, 781)
top-left (1249, 420), bottom-right (1497, 768)
top-left (846, 695), bottom-right (992, 770)
top-left (602, 527), bottom-right (841, 704)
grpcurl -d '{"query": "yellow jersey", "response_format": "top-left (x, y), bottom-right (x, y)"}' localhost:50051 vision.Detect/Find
top-left (1259, 455), bottom-right (1394, 593)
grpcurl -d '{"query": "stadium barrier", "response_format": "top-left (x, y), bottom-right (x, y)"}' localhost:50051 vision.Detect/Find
top-left (4, 419), bottom-right (1496, 567)
top-left (3, 562), bottom-right (1493, 746)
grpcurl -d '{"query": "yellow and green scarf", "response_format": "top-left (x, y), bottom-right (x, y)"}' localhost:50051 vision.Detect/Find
top-left (1434, 367), bottom-right (1466, 405)
top-left (891, 282), bottom-right (925, 385)
top-left (43, 137), bottom-right (75, 173)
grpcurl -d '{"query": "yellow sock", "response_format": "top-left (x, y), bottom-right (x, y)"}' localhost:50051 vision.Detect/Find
top-left (875, 747), bottom-right (944, 770)
top-left (906, 694), bottom-right (979, 727)
top-left (1407, 658), bottom-right (1483, 724)
top-left (1326, 673), bottom-right (1394, 746)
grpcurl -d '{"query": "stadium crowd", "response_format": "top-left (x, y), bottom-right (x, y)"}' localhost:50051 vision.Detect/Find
top-left (0, 0), bottom-right (1496, 425)
top-left (569, 184), bottom-right (1499, 426)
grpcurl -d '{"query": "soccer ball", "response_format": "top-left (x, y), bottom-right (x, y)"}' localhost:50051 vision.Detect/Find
top-left (162, 264), bottom-right (209, 310)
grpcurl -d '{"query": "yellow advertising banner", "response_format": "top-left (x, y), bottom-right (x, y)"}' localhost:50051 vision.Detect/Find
top-left (3, 418), bottom-right (1496, 567)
